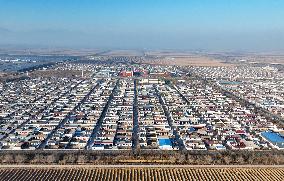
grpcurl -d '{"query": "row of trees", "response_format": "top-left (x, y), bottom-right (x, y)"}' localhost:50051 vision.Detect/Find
top-left (0, 150), bottom-right (283, 165)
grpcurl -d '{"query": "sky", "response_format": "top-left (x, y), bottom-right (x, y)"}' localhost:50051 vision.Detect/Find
top-left (0, 0), bottom-right (284, 51)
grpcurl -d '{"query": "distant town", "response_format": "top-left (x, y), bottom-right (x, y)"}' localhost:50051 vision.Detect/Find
top-left (0, 52), bottom-right (284, 152)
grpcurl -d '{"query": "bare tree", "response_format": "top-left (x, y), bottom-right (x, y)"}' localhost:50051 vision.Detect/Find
top-left (235, 156), bottom-right (244, 164)
top-left (45, 155), bottom-right (56, 164)
top-left (63, 154), bottom-right (76, 164)
top-left (222, 156), bottom-right (231, 164)
top-left (77, 155), bottom-right (87, 164)
top-left (31, 155), bottom-right (46, 164)
top-left (14, 154), bottom-right (26, 164)
top-left (3, 154), bottom-right (13, 164)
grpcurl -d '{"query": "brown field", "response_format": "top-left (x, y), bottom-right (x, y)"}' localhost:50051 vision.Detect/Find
top-left (245, 55), bottom-right (284, 64)
top-left (144, 55), bottom-right (231, 67)
top-left (29, 70), bottom-right (92, 78)
top-left (0, 166), bottom-right (283, 181)
top-left (0, 70), bottom-right (92, 82)
top-left (162, 56), bottom-right (231, 66)
top-left (0, 72), bottom-right (20, 82)
top-left (144, 51), bottom-right (232, 66)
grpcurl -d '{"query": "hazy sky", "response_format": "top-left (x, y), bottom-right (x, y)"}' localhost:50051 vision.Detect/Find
top-left (0, 0), bottom-right (284, 51)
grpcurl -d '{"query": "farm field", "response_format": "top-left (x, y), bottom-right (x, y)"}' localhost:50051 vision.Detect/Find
top-left (145, 51), bottom-right (231, 66)
top-left (0, 166), bottom-right (283, 181)
top-left (160, 56), bottom-right (230, 66)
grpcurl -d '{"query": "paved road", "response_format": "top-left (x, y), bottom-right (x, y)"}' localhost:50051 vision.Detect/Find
top-left (0, 164), bottom-right (284, 168)
top-left (154, 85), bottom-right (186, 151)
top-left (85, 79), bottom-right (120, 149)
top-left (132, 79), bottom-right (140, 152)
top-left (65, 80), bottom-right (103, 149)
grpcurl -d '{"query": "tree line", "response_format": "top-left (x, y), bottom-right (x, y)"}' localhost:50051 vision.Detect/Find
top-left (0, 150), bottom-right (283, 165)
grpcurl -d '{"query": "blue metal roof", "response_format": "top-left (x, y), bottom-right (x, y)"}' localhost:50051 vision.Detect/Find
top-left (188, 127), bottom-right (196, 132)
top-left (159, 139), bottom-right (172, 146)
top-left (261, 131), bottom-right (284, 143)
